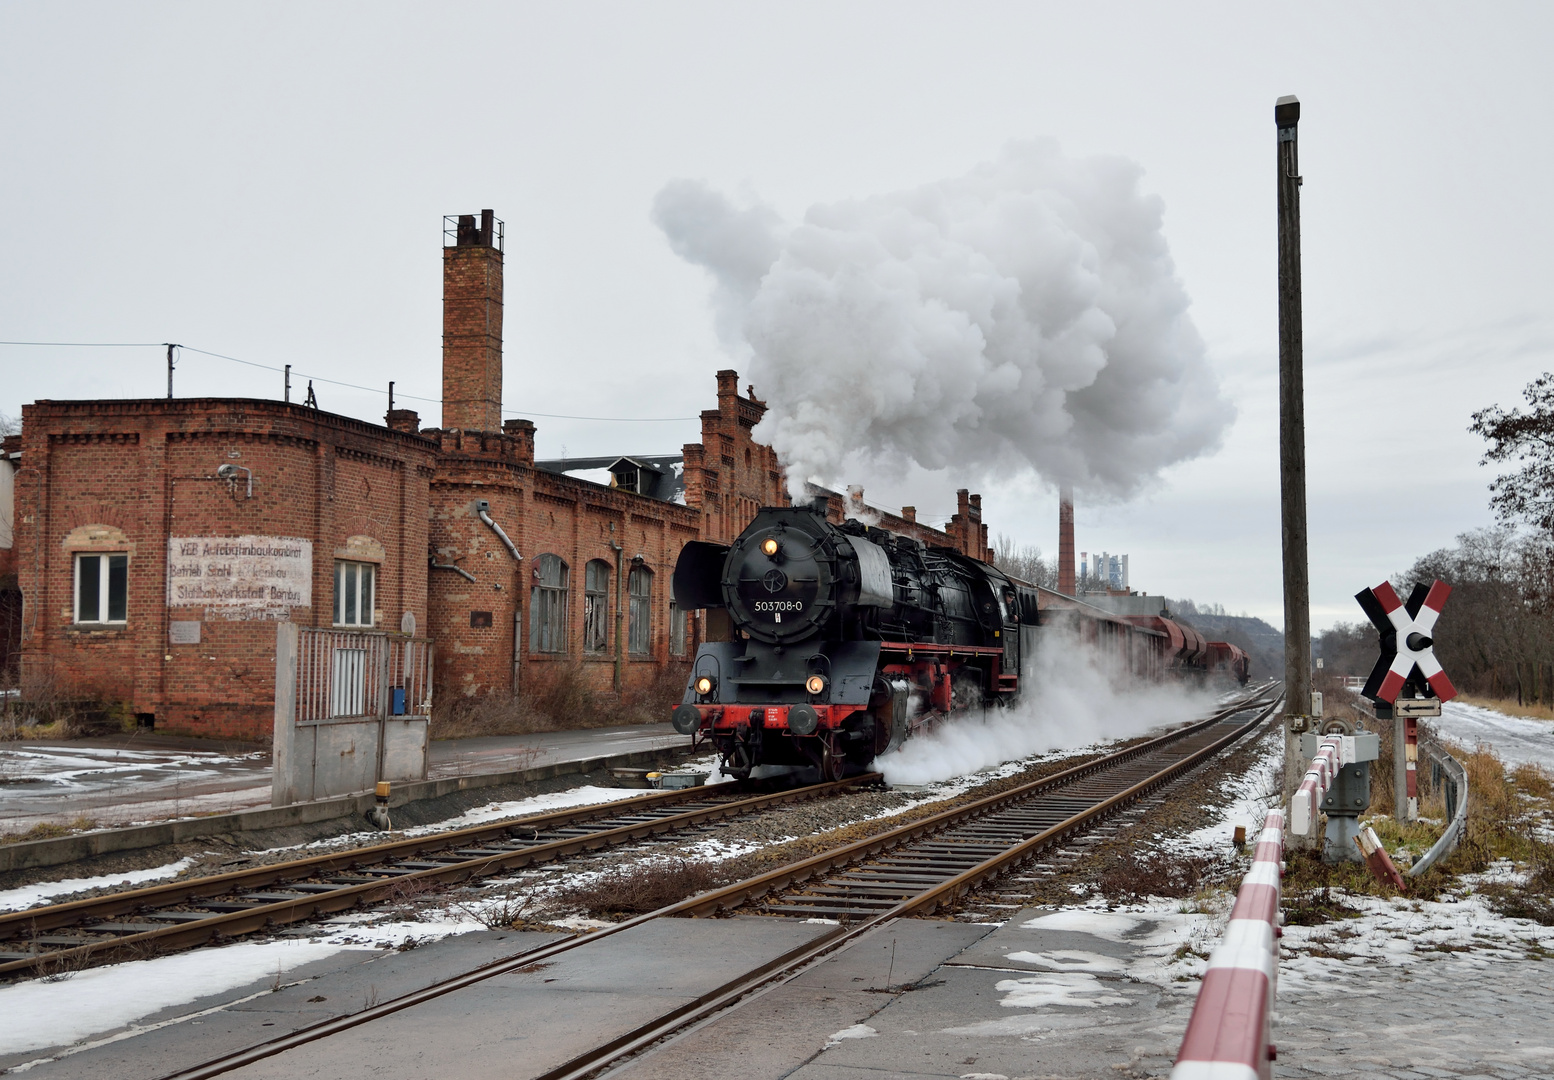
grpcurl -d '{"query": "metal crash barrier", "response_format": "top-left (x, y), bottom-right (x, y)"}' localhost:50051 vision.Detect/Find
top-left (1409, 741), bottom-right (1469, 877)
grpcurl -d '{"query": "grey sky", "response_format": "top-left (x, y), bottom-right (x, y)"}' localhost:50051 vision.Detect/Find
top-left (2, 2), bottom-right (1550, 633)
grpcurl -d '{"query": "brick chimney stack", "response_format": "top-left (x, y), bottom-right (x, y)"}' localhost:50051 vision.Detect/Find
top-left (1058, 485), bottom-right (1075, 595)
top-left (442, 210), bottom-right (504, 431)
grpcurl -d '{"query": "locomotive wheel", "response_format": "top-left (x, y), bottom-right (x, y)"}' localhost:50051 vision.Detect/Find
top-left (820, 736), bottom-right (846, 782)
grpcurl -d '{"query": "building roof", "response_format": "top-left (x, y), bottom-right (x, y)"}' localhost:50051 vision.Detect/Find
top-left (534, 454), bottom-right (686, 504)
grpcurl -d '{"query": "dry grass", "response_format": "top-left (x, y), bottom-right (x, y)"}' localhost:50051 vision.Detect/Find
top-left (434, 660), bottom-right (690, 739)
top-left (556, 857), bottom-right (738, 917)
top-left (1096, 855), bottom-right (1218, 902)
top-left (0, 816), bottom-right (100, 846)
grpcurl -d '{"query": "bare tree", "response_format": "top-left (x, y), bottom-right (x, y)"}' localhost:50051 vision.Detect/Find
top-left (0, 412), bottom-right (19, 438)
top-left (1470, 373), bottom-right (1554, 538)
top-left (991, 533), bottom-right (1055, 588)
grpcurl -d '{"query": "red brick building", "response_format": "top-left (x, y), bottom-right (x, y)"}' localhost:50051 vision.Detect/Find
top-left (8, 211), bottom-right (995, 739)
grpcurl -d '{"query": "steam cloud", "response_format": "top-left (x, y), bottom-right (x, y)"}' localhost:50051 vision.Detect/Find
top-left (653, 141), bottom-right (1233, 499)
top-left (876, 628), bottom-right (1218, 785)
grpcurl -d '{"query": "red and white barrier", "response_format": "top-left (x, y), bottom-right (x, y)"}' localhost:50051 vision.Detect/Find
top-left (1171, 809), bottom-right (1284, 1080)
top-left (1355, 824), bottom-right (1406, 891)
top-left (1290, 735), bottom-right (1357, 835)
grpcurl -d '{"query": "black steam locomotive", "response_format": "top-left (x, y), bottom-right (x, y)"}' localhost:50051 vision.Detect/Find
top-left (670, 502), bottom-right (1038, 780)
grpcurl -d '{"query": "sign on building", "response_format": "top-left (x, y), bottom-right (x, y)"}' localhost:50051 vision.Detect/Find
top-left (167, 536), bottom-right (313, 620)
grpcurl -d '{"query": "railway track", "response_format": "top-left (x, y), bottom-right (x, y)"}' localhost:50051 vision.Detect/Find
top-left (147, 682), bottom-right (1280, 1080)
top-left (0, 772), bottom-right (880, 978)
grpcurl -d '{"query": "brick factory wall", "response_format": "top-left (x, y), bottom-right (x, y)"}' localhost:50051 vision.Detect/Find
top-left (14, 399), bottom-right (434, 739)
top-left (425, 423), bottom-right (703, 705)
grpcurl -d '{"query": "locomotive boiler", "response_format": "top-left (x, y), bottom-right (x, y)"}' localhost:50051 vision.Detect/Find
top-left (670, 501), bottom-right (1038, 780)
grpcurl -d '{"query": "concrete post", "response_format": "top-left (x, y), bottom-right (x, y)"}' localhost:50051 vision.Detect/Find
top-left (1276, 94), bottom-right (1315, 826)
top-left (271, 621), bottom-right (298, 808)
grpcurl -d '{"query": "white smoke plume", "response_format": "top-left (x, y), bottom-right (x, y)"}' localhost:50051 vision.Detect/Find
top-left (653, 141), bottom-right (1233, 500)
top-left (876, 628), bottom-right (1219, 786)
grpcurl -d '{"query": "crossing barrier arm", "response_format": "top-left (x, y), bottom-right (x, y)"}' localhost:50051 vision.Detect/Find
top-left (1171, 808), bottom-right (1284, 1080)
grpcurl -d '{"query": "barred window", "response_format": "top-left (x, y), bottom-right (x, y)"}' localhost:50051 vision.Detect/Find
top-left (530, 554), bottom-right (569, 654)
top-left (334, 561), bottom-right (376, 627)
top-left (669, 598), bottom-right (687, 657)
top-left (74, 553), bottom-right (128, 624)
top-left (628, 565), bottom-right (652, 656)
top-left (583, 559), bottom-right (610, 654)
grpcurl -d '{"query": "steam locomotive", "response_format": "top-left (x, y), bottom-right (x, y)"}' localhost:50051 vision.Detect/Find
top-left (669, 502), bottom-right (1245, 780)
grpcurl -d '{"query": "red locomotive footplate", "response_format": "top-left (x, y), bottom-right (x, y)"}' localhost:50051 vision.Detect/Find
top-left (691, 703), bottom-right (868, 732)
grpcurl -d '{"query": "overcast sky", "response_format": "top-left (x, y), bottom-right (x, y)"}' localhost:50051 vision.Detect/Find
top-left (2, 2), bottom-right (1550, 633)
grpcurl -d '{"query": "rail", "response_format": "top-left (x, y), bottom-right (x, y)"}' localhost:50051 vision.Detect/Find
top-left (0, 774), bottom-right (877, 976)
top-left (148, 684), bottom-right (1281, 1080)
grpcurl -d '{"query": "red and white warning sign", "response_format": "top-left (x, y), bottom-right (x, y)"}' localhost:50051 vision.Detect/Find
top-left (1355, 580), bottom-right (1457, 705)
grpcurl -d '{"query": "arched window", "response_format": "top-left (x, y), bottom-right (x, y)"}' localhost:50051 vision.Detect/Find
top-left (628, 565), bottom-right (652, 656)
top-left (530, 554), bottom-right (569, 654)
top-left (583, 559), bottom-right (610, 654)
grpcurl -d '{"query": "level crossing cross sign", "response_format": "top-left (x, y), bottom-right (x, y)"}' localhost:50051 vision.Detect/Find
top-left (1355, 580), bottom-right (1457, 705)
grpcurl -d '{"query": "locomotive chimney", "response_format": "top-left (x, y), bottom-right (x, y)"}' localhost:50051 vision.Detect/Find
top-left (1058, 485), bottom-right (1076, 595)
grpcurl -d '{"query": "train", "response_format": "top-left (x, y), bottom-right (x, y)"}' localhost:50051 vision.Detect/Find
top-left (669, 501), bottom-right (1247, 780)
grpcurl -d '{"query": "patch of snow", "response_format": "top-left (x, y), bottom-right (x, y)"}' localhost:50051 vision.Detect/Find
top-left (0, 857), bottom-right (200, 912)
top-left (312, 913), bottom-right (487, 950)
top-left (0, 939), bottom-right (354, 1057)
top-left (1003, 949), bottom-right (1128, 974)
top-left (823, 1023), bottom-right (878, 1048)
top-left (940, 1015), bottom-right (1053, 1038)
top-left (994, 972), bottom-right (1132, 1008)
top-left (255, 785), bottom-right (655, 855)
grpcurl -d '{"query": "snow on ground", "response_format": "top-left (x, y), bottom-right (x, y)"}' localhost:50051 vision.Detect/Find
top-left (0, 857), bottom-right (200, 912)
top-left (1162, 725), bottom-right (1283, 856)
top-left (0, 742), bottom-right (271, 831)
top-left (0, 939), bottom-right (360, 1059)
top-left (1435, 700), bottom-right (1554, 769)
top-left (252, 784), bottom-right (661, 857)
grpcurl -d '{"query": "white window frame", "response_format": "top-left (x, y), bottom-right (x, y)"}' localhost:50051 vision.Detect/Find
top-left (73, 552), bottom-right (128, 624)
top-left (334, 560), bottom-right (376, 628)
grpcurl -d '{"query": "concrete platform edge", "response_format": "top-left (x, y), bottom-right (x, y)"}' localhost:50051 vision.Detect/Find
top-left (0, 745), bottom-right (689, 873)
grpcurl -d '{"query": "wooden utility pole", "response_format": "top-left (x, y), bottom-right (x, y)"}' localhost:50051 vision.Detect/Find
top-left (1276, 95), bottom-right (1314, 811)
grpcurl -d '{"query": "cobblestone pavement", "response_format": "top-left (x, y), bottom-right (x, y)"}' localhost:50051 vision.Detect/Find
top-left (1271, 949), bottom-right (1554, 1079)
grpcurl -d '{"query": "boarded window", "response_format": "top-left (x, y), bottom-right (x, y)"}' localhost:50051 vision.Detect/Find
top-left (74, 553), bottom-right (128, 624)
top-left (669, 598), bottom-right (687, 657)
top-left (334, 561), bottom-right (376, 627)
top-left (628, 566), bottom-right (652, 656)
top-left (530, 554), bottom-right (569, 654)
top-left (583, 559), bottom-right (610, 654)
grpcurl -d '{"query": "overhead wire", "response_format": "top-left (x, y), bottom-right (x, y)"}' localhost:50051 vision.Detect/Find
top-left (0, 340), bottom-right (699, 423)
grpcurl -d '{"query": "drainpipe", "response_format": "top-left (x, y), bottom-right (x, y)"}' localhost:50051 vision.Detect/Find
top-left (475, 499), bottom-right (523, 691)
top-left (609, 524), bottom-right (624, 694)
top-left (475, 500), bottom-right (521, 562)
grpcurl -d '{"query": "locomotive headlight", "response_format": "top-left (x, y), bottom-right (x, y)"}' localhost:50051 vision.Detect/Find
top-left (695, 676), bottom-right (715, 696)
top-left (805, 674), bottom-right (826, 695)
top-left (761, 538), bottom-right (780, 557)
